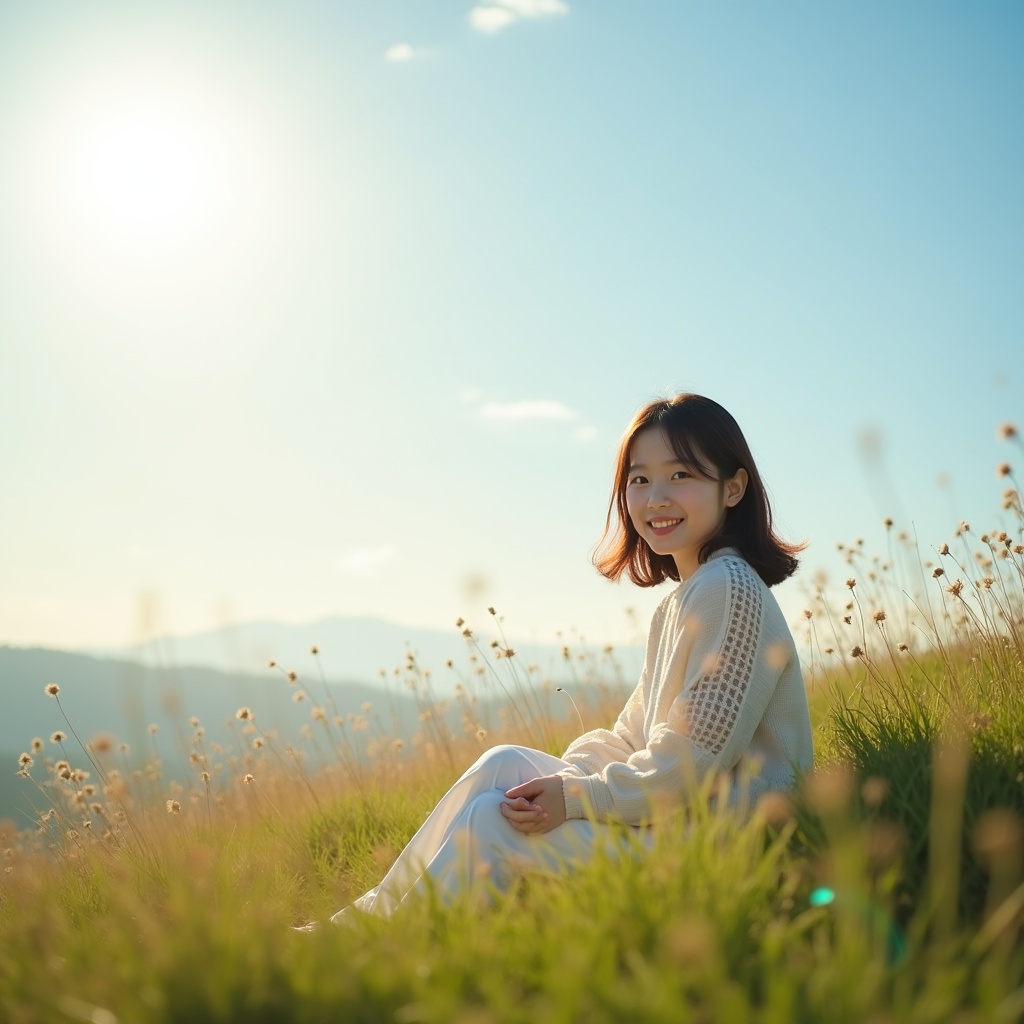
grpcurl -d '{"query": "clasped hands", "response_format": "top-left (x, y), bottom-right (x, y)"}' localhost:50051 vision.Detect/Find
top-left (499, 774), bottom-right (566, 835)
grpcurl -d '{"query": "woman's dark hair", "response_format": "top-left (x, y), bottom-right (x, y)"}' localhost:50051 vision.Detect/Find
top-left (594, 394), bottom-right (804, 588)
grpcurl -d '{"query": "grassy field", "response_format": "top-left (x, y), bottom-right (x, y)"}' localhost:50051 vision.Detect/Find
top-left (2, 483), bottom-right (1022, 1022)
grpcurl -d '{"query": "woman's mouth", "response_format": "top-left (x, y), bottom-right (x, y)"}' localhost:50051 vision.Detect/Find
top-left (648, 518), bottom-right (682, 536)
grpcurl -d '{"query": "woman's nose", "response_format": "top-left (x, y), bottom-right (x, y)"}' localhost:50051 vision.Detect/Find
top-left (647, 488), bottom-right (669, 509)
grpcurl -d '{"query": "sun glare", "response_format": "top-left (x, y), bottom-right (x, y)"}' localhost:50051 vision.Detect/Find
top-left (89, 121), bottom-right (203, 224)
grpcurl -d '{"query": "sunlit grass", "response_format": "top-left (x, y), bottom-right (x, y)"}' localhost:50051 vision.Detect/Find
top-left (1, 432), bottom-right (1022, 1022)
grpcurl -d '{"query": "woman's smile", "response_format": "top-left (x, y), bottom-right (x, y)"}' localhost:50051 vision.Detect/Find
top-left (648, 517), bottom-right (683, 536)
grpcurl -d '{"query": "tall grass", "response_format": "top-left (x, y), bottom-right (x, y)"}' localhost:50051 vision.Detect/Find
top-left (1, 443), bottom-right (1022, 1022)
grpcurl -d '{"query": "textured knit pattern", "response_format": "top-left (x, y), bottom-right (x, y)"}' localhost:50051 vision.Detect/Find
top-left (557, 548), bottom-right (813, 825)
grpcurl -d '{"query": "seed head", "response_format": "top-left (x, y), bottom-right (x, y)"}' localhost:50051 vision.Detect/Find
top-left (201, 771), bottom-right (211, 783)
top-left (476, 728), bottom-right (487, 741)
top-left (932, 567), bottom-right (945, 578)
top-left (45, 684), bottom-right (60, 697)
top-left (883, 517), bottom-right (893, 529)
top-left (287, 670), bottom-right (298, 684)
top-left (997, 463), bottom-right (1012, 478)
top-left (850, 645), bottom-right (864, 659)
top-left (455, 617), bottom-right (465, 628)
top-left (31, 738), bottom-right (43, 754)
top-left (310, 644), bottom-right (319, 655)
top-left (18, 753), bottom-right (32, 767)
top-left (845, 578), bottom-right (856, 590)
top-left (148, 724), bottom-right (159, 735)
top-left (243, 773), bottom-right (255, 785)
top-left (236, 707), bottom-right (253, 721)
top-left (898, 642), bottom-right (909, 652)
top-left (872, 610), bottom-right (886, 624)
top-left (268, 660), bottom-right (277, 669)
top-left (166, 800), bottom-right (180, 814)
top-left (802, 609), bottom-right (812, 619)
top-left (311, 707), bottom-right (326, 722)
top-left (947, 579), bottom-right (964, 598)
top-left (293, 691), bottom-right (305, 703)
top-left (252, 736), bottom-right (265, 749)
top-left (998, 423), bottom-right (1017, 440)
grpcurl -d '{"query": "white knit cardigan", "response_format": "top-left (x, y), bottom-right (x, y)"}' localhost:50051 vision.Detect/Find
top-left (558, 548), bottom-right (813, 824)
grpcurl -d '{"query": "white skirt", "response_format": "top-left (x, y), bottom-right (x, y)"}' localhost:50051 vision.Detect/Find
top-left (333, 744), bottom-right (647, 920)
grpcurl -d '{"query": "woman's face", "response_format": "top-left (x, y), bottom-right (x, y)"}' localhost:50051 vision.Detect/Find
top-left (625, 428), bottom-right (746, 579)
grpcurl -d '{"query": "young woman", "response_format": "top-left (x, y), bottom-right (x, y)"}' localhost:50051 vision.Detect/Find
top-left (320, 393), bottom-right (814, 922)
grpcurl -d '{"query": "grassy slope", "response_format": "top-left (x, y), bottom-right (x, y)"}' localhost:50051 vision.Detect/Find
top-left (1, 526), bottom-right (1022, 1022)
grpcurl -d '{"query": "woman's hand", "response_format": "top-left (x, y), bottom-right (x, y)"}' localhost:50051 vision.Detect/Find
top-left (500, 775), bottom-right (567, 835)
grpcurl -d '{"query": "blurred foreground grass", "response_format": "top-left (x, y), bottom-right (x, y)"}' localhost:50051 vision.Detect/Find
top-left (2, 463), bottom-right (1023, 1022)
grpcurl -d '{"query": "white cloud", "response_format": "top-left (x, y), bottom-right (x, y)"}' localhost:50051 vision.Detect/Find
top-left (469, 6), bottom-right (517, 33)
top-left (479, 399), bottom-right (579, 421)
top-left (385, 42), bottom-right (416, 62)
top-left (337, 545), bottom-right (398, 577)
top-left (572, 425), bottom-right (599, 442)
top-left (469, 0), bottom-right (568, 33)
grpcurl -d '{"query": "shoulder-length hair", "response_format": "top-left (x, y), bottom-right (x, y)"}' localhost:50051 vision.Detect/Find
top-left (594, 394), bottom-right (804, 588)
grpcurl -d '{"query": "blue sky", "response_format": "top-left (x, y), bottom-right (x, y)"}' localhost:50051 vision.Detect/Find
top-left (1, 1), bottom-right (1021, 654)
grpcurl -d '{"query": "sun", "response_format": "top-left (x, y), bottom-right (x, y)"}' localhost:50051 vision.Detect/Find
top-left (89, 120), bottom-right (203, 224)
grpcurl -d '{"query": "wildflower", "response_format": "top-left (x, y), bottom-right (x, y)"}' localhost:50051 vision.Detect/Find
top-left (166, 800), bottom-right (180, 814)
top-left (310, 644), bottom-right (319, 655)
top-left (252, 737), bottom-right (265, 749)
top-left (462, 628), bottom-right (473, 639)
top-left (243, 774), bottom-right (255, 785)
top-left (476, 728), bottom-right (487, 741)
top-left (293, 691), bottom-right (305, 703)
top-left (311, 707), bottom-right (326, 722)
top-left (938, 542), bottom-right (949, 556)
top-left (489, 639), bottom-right (499, 648)
top-left (189, 716), bottom-right (200, 728)
top-left (845, 578), bottom-right (856, 590)
top-left (850, 646), bottom-right (864, 659)
top-left (998, 423), bottom-right (1017, 440)
top-left (45, 684), bottom-right (59, 697)
top-left (236, 707), bottom-right (253, 721)
top-left (50, 730), bottom-right (65, 743)
top-left (883, 516), bottom-right (893, 529)
top-left (17, 753), bottom-right (32, 768)
top-left (66, 829), bottom-right (79, 841)
top-left (802, 609), bottom-right (812, 619)
top-left (932, 567), bottom-right (945, 578)
top-left (843, 615), bottom-right (852, 625)
top-left (898, 642), bottom-right (909, 652)
top-left (148, 724), bottom-right (159, 735)
top-left (824, 647), bottom-right (834, 655)
top-left (268, 660), bottom-right (277, 669)
top-left (872, 610), bottom-right (886, 624)
top-left (861, 776), bottom-right (889, 808)
top-left (361, 701), bottom-right (373, 714)
top-left (58, 766), bottom-right (72, 781)
top-left (947, 579), bottom-right (964, 598)
top-left (16, 768), bottom-right (29, 778)
top-left (201, 771), bottom-right (211, 783)
top-left (287, 670), bottom-right (298, 684)
top-left (31, 738), bottom-right (43, 754)
top-left (90, 735), bottom-right (113, 755)
top-left (82, 784), bottom-right (96, 797)
top-left (997, 462), bottom-right (1012, 478)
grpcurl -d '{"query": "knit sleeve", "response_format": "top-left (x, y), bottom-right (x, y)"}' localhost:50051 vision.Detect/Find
top-left (556, 669), bottom-right (647, 778)
top-left (560, 559), bottom-right (778, 824)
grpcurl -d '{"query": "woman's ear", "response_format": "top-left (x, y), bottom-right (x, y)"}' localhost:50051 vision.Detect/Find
top-left (724, 468), bottom-right (748, 508)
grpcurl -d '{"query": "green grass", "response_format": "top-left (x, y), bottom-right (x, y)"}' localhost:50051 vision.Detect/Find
top-left (1, 502), bottom-right (1023, 1022)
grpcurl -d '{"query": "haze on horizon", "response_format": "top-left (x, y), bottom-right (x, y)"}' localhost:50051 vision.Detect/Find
top-left (1, 1), bottom-right (1021, 655)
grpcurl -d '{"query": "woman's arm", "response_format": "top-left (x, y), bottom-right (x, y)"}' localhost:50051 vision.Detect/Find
top-left (561, 561), bottom-right (784, 824)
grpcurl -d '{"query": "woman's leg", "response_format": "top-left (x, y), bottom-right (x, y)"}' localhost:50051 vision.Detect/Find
top-left (335, 744), bottom-right (602, 919)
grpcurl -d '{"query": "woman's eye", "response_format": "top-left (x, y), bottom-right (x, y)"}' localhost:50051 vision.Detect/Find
top-left (672, 470), bottom-right (691, 480)
top-left (628, 475), bottom-right (647, 485)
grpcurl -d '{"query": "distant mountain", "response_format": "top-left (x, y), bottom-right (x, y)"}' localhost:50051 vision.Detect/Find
top-left (83, 615), bottom-right (643, 696)
top-left (0, 646), bottom-right (415, 829)
top-left (0, 632), bottom-right (639, 829)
